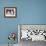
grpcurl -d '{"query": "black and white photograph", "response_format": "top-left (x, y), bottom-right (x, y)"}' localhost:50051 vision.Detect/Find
top-left (4, 7), bottom-right (17, 18)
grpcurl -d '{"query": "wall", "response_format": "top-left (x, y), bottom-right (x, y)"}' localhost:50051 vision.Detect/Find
top-left (0, 0), bottom-right (46, 44)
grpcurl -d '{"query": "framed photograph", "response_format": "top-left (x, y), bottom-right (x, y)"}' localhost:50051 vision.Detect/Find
top-left (4, 7), bottom-right (17, 18)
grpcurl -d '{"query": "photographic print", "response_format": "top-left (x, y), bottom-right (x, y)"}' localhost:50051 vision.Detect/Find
top-left (4, 7), bottom-right (17, 18)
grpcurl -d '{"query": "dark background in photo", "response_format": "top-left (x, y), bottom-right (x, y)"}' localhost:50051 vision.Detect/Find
top-left (6, 9), bottom-right (14, 15)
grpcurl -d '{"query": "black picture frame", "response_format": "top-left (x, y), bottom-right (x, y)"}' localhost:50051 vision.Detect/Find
top-left (4, 7), bottom-right (17, 18)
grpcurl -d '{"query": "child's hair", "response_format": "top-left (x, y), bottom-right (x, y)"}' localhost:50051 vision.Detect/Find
top-left (6, 9), bottom-right (11, 14)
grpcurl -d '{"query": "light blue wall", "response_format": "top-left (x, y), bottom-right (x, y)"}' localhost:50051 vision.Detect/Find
top-left (0, 0), bottom-right (46, 44)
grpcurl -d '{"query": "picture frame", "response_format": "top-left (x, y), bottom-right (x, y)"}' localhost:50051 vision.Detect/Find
top-left (4, 7), bottom-right (17, 18)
